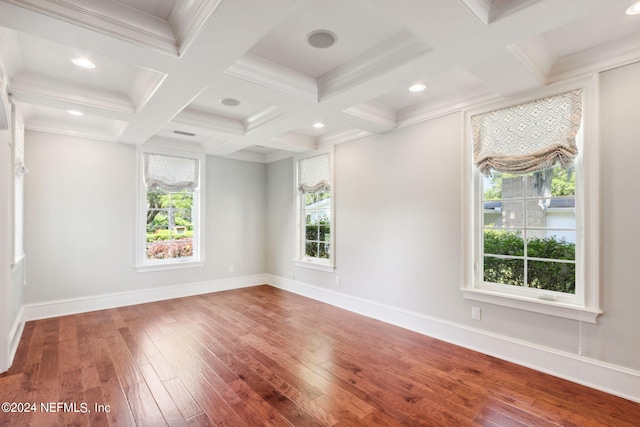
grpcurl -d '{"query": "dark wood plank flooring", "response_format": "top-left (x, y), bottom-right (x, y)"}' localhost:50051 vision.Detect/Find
top-left (1, 285), bottom-right (638, 426)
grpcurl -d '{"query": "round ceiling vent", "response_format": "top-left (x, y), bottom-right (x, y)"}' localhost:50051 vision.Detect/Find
top-left (307, 30), bottom-right (337, 49)
top-left (219, 98), bottom-right (240, 107)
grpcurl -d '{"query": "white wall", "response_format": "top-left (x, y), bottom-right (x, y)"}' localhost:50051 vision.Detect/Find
top-left (23, 131), bottom-right (267, 304)
top-left (266, 61), bottom-right (640, 375)
top-left (595, 60), bottom-right (640, 370)
top-left (266, 157), bottom-right (294, 278)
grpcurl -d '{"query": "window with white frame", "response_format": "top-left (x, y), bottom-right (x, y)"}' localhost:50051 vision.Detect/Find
top-left (136, 149), bottom-right (205, 271)
top-left (295, 149), bottom-right (335, 271)
top-left (463, 84), bottom-right (601, 322)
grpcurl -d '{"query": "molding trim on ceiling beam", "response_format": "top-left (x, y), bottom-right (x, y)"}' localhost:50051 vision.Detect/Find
top-left (10, 72), bottom-right (136, 115)
top-left (2, 0), bottom-right (221, 57)
top-left (343, 101), bottom-right (397, 130)
top-left (226, 54), bottom-right (318, 102)
top-left (244, 105), bottom-right (290, 134)
top-left (172, 108), bottom-right (245, 135)
top-left (317, 31), bottom-right (431, 101)
top-left (3, 0), bottom-right (178, 55)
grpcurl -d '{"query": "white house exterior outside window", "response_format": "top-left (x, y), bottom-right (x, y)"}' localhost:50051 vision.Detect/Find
top-left (136, 147), bottom-right (205, 272)
top-left (294, 148), bottom-right (335, 272)
top-left (463, 81), bottom-right (601, 322)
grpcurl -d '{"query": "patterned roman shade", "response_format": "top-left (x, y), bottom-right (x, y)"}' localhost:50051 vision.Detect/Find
top-left (298, 153), bottom-right (330, 193)
top-left (472, 90), bottom-right (583, 176)
top-left (144, 153), bottom-right (199, 192)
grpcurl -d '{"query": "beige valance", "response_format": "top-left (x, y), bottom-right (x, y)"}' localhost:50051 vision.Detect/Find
top-left (144, 153), bottom-right (199, 192)
top-left (472, 90), bottom-right (583, 176)
top-left (297, 153), bottom-right (330, 193)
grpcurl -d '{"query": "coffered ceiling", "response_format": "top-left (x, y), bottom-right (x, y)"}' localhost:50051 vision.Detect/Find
top-left (0, 0), bottom-right (638, 163)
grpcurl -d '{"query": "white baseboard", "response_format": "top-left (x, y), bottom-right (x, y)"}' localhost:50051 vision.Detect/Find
top-left (266, 274), bottom-right (640, 404)
top-left (22, 274), bottom-right (268, 322)
top-left (8, 305), bottom-right (25, 367)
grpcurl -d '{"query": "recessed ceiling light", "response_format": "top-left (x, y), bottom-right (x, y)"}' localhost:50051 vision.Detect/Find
top-left (307, 30), bottom-right (337, 49)
top-left (313, 122), bottom-right (325, 129)
top-left (67, 110), bottom-right (84, 116)
top-left (72, 58), bottom-right (95, 69)
top-left (626, 1), bottom-right (640, 15)
top-left (219, 98), bottom-right (240, 107)
top-left (409, 83), bottom-right (426, 93)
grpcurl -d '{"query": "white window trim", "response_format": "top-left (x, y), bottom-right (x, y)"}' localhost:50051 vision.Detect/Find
top-left (293, 147), bottom-right (336, 272)
top-left (462, 76), bottom-right (601, 323)
top-left (135, 144), bottom-right (206, 273)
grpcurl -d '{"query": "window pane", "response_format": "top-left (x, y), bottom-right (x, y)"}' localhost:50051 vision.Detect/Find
top-left (526, 167), bottom-right (575, 198)
top-left (319, 226), bottom-right (330, 242)
top-left (484, 229), bottom-right (524, 256)
top-left (483, 172), bottom-right (523, 201)
top-left (527, 234), bottom-right (576, 261)
top-left (483, 257), bottom-right (524, 286)
top-left (306, 192), bottom-right (317, 205)
top-left (316, 209), bottom-right (330, 224)
top-left (497, 200), bottom-right (524, 228)
top-left (306, 226), bottom-right (318, 241)
top-left (319, 243), bottom-right (330, 259)
top-left (528, 260), bottom-right (575, 294)
top-left (526, 199), bottom-right (546, 228)
top-left (306, 242), bottom-right (318, 257)
top-left (170, 240), bottom-right (193, 258)
top-left (501, 175), bottom-right (525, 199)
top-left (146, 241), bottom-right (170, 259)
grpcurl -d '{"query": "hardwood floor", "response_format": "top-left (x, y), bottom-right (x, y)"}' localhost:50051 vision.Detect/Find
top-left (1, 285), bottom-right (638, 426)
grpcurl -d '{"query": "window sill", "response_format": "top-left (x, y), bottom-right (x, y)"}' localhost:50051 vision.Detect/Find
top-left (293, 259), bottom-right (335, 272)
top-left (136, 260), bottom-right (204, 273)
top-left (462, 288), bottom-right (601, 323)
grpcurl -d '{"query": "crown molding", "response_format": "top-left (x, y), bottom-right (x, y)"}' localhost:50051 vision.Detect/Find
top-left (509, 35), bottom-right (557, 85)
top-left (459, 0), bottom-right (491, 25)
top-left (317, 128), bottom-right (373, 147)
top-left (548, 34), bottom-right (640, 84)
top-left (24, 120), bottom-right (125, 143)
top-left (3, 0), bottom-right (178, 56)
top-left (343, 101), bottom-right (397, 129)
top-left (244, 105), bottom-right (289, 134)
top-left (10, 71), bottom-right (135, 114)
top-left (226, 54), bottom-right (318, 102)
top-left (172, 107), bottom-right (245, 135)
top-left (173, 0), bottom-right (223, 57)
top-left (222, 150), bottom-right (268, 164)
top-left (267, 132), bottom-right (317, 153)
top-left (397, 85), bottom-right (495, 128)
top-left (264, 150), bottom-right (294, 164)
top-left (128, 69), bottom-right (167, 114)
top-left (143, 135), bottom-right (205, 153)
top-left (317, 31), bottom-right (431, 101)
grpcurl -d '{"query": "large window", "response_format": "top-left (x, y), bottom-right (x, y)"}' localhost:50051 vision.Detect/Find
top-left (136, 149), bottom-right (205, 271)
top-left (294, 149), bottom-right (335, 271)
top-left (463, 83), bottom-right (600, 322)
